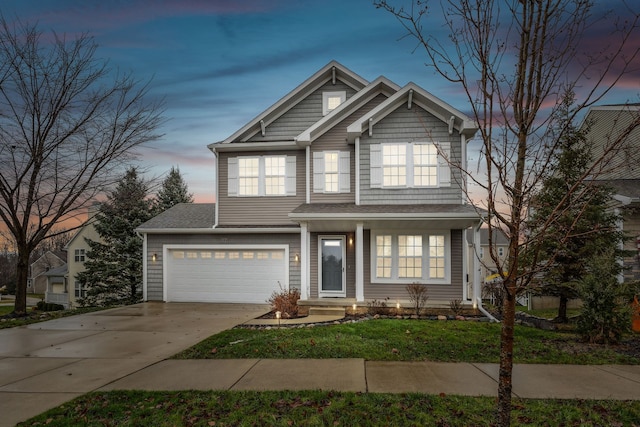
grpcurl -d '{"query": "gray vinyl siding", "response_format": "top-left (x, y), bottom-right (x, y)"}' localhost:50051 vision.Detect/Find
top-left (359, 106), bottom-right (465, 204)
top-left (309, 232), bottom-right (356, 299)
top-left (248, 81), bottom-right (358, 142)
top-left (311, 94), bottom-right (387, 204)
top-left (145, 233), bottom-right (301, 301)
top-left (218, 150), bottom-right (305, 226)
top-left (363, 229), bottom-right (464, 301)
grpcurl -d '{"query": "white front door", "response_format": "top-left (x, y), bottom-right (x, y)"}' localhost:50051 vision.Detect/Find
top-left (319, 236), bottom-right (346, 297)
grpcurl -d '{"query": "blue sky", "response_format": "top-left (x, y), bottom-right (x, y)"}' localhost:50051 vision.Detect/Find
top-left (1, 0), bottom-right (638, 202)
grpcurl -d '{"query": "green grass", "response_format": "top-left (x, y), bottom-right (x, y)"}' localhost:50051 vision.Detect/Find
top-left (21, 390), bottom-right (640, 427)
top-left (0, 306), bottom-right (108, 329)
top-left (516, 306), bottom-right (581, 319)
top-left (174, 319), bottom-right (639, 364)
top-left (0, 305), bottom-right (13, 316)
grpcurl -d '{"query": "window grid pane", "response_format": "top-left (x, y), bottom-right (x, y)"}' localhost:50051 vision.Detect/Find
top-left (383, 145), bottom-right (406, 187)
top-left (238, 158), bottom-right (259, 196)
top-left (414, 144), bottom-right (438, 187)
top-left (324, 152), bottom-right (339, 192)
top-left (429, 235), bottom-right (445, 278)
top-left (376, 235), bottom-right (392, 278)
top-left (265, 156), bottom-right (285, 195)
top-left (398, 235), bottom-right (422, 278)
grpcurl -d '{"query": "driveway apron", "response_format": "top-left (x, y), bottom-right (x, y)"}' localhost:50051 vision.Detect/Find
top-left (0, 302), bottom-right (268, 427)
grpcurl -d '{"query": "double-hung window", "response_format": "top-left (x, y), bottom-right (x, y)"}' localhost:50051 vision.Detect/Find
top-left (74, 249), bottom-right (85, 262)
top-left (371, 231), bottom-right (450, 283)
top-left (370, 142), bottom-right (450, 188)
top-left (313, 151), bottom-right (350, 193)
top-left (228, 155), bottom-right (296, 197)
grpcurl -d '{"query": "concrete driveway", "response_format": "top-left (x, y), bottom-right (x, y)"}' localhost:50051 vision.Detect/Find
top-left (0, 302), bottom-right (268, 427)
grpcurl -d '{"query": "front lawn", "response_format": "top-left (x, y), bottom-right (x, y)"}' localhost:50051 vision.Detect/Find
top-left (174, 319), bottom-right (640, 364)
top-left (21, 390), bottom-right (640, 427)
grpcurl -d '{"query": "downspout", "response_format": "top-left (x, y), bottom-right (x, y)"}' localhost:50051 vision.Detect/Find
top-left (472, 221), bottom-right (499, 322)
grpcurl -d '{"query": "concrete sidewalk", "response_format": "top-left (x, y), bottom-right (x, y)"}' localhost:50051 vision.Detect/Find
top-left (2, 303), bottom-right (640, 426)
top-left (100, 359), bottom-right (640, 400)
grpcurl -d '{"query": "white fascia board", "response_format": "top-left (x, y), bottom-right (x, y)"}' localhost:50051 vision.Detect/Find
top-left (208, 61), bottom-right (369, 149)
top-left (346, 83), bottom-right (479, 142)
top-left (209, 141), bottom-right (301, 153)
top-left (288, 212), bottom-right (481, 220)
top-left (296, 77), bottom-right (400, 144)
top-left (136, 227), bottom-right (301, 234)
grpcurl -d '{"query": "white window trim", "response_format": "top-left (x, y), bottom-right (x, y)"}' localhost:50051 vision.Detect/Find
top-left (370, 230), bottom-right (451, 284)
top-left (322, 91), bottom-right (346, 116)
top-left (370, 142), bottom-right (451, 189)
top-left (313, 151), bottom-right (350, 193)
top-left (228, 155), bottom-right (296, 197)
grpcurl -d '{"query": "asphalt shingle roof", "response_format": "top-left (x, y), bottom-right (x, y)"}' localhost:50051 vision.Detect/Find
top-left (137, 203), bottom-right (215, 230)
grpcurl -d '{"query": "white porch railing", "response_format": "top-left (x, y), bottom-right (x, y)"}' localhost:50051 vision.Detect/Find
top-left (45, 292), bottom-right (70, 308)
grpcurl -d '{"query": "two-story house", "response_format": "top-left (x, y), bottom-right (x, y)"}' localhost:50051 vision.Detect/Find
top-left (45, 203), bottom-right (102, 308)
top-left (580, 105), bottom-right (640, 282)
top-left (137, 61), bottom-right (483, 309)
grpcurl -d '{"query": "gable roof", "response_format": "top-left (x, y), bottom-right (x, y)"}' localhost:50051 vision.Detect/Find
top-left (208, 61), bottom-right (368, 149)
top-left (137, 203), bottom-right (216, 231)
top-left (346, 82), bottom-right (478, 142)
top-left (295, 76), bottom-right (400, 145)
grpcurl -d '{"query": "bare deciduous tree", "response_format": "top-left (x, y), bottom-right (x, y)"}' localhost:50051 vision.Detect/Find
top-left (377, 1), bottom-right (640, 425)
top-left (0, 18), bottom-right (164, 315)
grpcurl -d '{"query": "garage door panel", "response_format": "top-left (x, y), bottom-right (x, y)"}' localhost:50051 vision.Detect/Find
top-left (166, 247), bottom-right (286, 303)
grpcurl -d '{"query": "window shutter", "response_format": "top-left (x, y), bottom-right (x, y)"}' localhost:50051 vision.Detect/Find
top-left (312, 152), bottom-right (324, 193)
top-left (285, 156), bottom-right (296, 196)
top-left (339, 151), bottom-right (350, 192)
top-left (437, 142), bottom-right (451, 187)
top-left (227, 157), bottom-right (238, 196)
top-left (369, 144), bottom-right (382, 188)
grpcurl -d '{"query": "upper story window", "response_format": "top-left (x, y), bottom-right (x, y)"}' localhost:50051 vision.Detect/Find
top-left (74, 249), bottom-right (85, 262)
top-left (372, 231), bottom-right (450, 283)
top-left (498, 247), bottom-right (505, 257)
top-left (322, 91), bottom-right (346, 115)
top-left (370, 142), bottom-right (451, 189)
top-left (313, 151), bottom-right (350, 194)
top-left (228, 155), bottom-right (296, 197)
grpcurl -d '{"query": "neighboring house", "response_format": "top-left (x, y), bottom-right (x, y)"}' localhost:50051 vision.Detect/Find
top-left (43, 264), bottom-right (69, 308)
top-left (28, 251), bottom-right (66, 294)
top-left (137, 61), bottom-right (484, 309)
top-left (467, 228), bottom-right (509, 285)
top-left (45, 203), bottom-right (102, 308)
top-left (581, 105), bottom-right (640, 282)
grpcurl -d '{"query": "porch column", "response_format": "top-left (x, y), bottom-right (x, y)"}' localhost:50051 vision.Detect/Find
top-left (300, 222), bottom-right (309, 300)
top-left (355, 222), bottom-right (364, 302)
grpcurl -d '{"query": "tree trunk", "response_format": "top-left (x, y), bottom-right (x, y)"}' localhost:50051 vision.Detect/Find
top-left (497, 281), bottom-right (516, 427)
top-left (556, 295), bottom-right (569, 323)
top-left (14, 246), bottom-right (29, 315)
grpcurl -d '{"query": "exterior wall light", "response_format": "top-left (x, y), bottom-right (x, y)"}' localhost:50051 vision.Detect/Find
top-left (294, 253), bottom-right (299, 262)
top-left (152, 253), bottom-right (157, 262)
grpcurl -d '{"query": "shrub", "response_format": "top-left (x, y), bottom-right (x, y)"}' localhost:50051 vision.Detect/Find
top-left (367, 298), bottom-right (390, 315)
top-left (266, 283), bottom-right (300, 318)
top-left (36, 301), bottom-right (64, 312)
top-left (406, 282), bottom-right (428, 316)
top-left (577, 252), bottom-right (631, 344)
top-left (450, 299), bottom-right (463, 315)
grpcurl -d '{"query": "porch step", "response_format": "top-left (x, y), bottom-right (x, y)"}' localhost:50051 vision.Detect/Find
top-left (308, 307), bottom-right (346, 317)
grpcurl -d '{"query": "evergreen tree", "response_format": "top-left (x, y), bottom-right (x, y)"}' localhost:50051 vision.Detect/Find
top-left (527, 97), bottom-right (624, 323)
top-left (156, 166), bottom-right (193, 212)
top-left (77, 168), bottom-right (155, 306)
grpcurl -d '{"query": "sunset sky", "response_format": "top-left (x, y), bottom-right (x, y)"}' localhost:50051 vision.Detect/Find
top-left (1, 0), bottom-right (638, 203)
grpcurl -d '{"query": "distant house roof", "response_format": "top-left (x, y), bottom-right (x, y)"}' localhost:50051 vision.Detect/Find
top-left (596, 179), bottom-right (640, 202)
top-left (43, 264), bottom-right (68, 277)
top-left (137, 203), bottom-right (216, 231)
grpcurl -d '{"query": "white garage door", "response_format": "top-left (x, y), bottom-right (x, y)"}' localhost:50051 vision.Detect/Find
top-left (166, 247), bottom-right (287, 303)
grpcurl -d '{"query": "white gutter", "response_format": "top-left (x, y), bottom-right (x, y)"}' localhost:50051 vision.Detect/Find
top-left (477, 297), bottom-right (499, 322)
top-left (135, 227), bottom-right (301, 235)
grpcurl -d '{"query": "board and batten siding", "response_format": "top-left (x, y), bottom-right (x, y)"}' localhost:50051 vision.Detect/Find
top-left (218, 150), bottom-right (305, 226)
top-left (248, 81), bottom-right (357, 142)
top-left (359, 106), bottom-right (465, 205)
top-left (363, 229), bottom-right (464, 301)
top-left (310, 93), bottom-right (388, 204)
top-left (309, 232), bottom-right (356, 299)
top-left (145, 233), bottom-right (301, 301)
